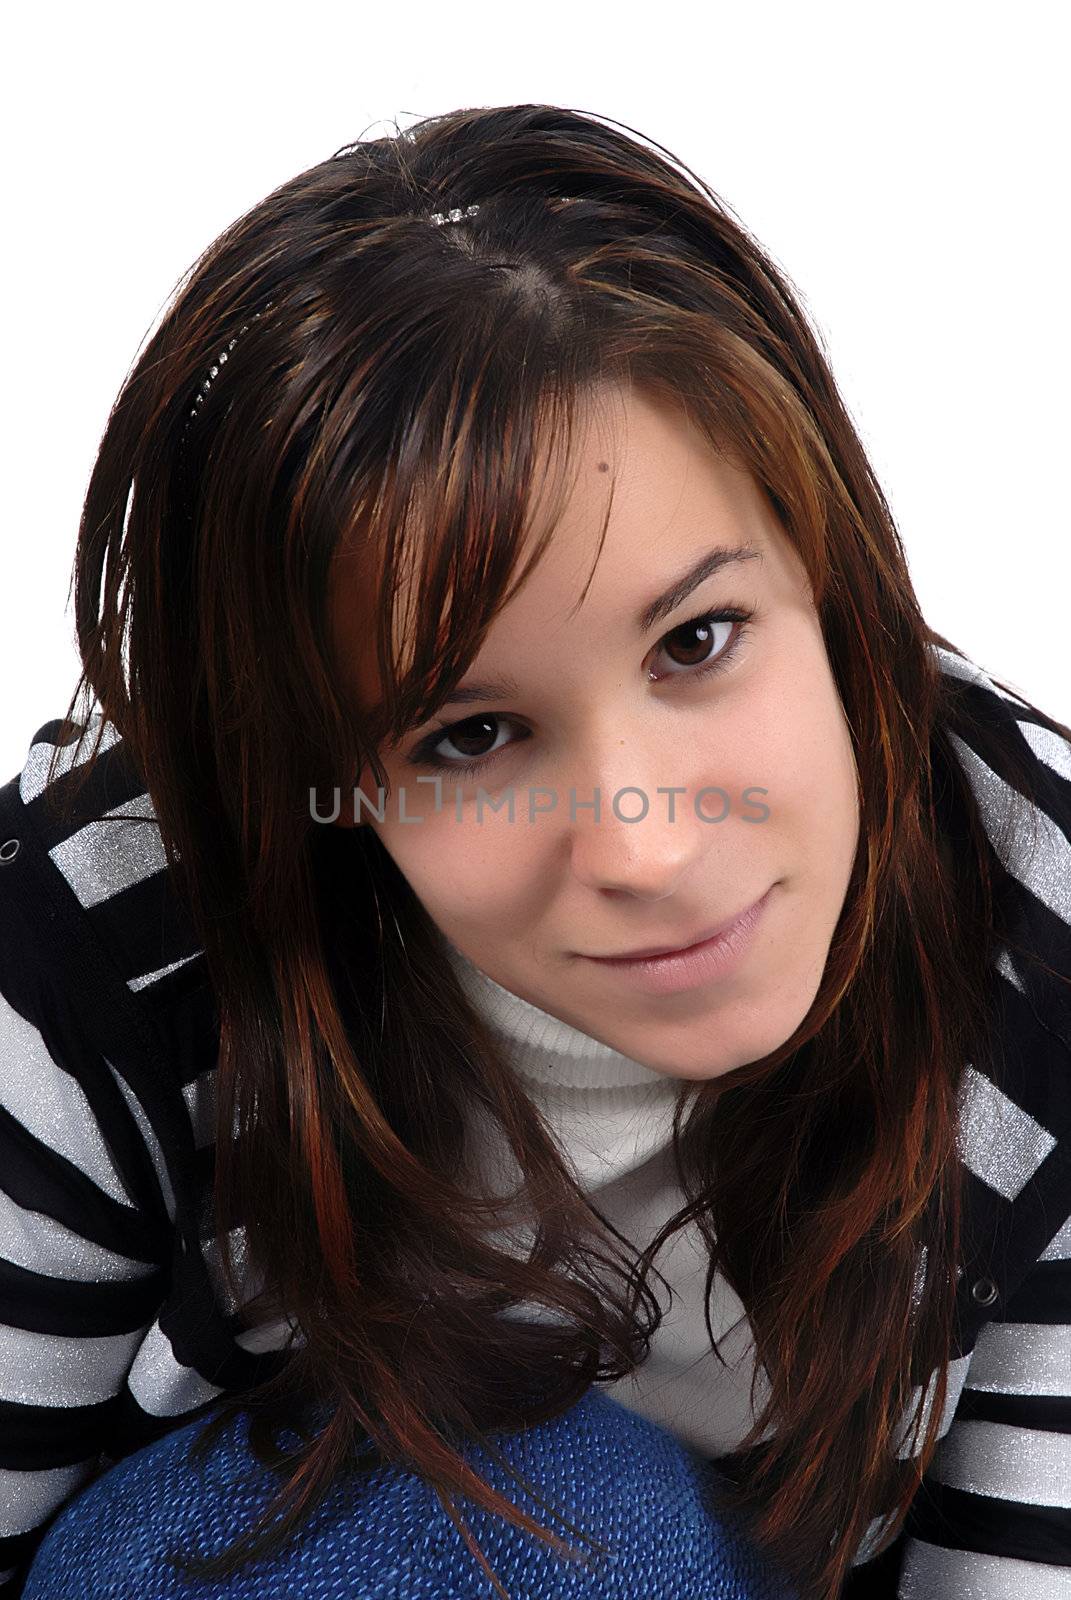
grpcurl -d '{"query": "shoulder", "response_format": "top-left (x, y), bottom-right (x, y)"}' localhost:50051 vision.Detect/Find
top-left (931, 643), bottom-right (1071, 1008)
top-left (0, 713), bottom-right (218, 1205)
top-left (931, 642), bottom-right (1071, 837)
top-left (1, 710), bottom-right (209, 1009)
top-left (929, 645), bottom-right (1071, 1261)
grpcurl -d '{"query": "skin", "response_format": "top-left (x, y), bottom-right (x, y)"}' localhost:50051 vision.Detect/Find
top-left (327, 384), bottom-right (862, 1082)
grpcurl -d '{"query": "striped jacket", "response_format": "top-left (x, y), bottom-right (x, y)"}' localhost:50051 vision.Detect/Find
top-left (0, 644), bottom-right (1069, 1598)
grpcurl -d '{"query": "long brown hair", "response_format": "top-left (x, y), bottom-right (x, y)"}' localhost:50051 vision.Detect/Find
top-left (44, 103), bottom-right (1071, 1599)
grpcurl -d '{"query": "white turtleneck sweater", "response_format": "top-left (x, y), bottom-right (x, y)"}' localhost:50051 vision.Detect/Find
top-left (442, 940), bottom-right (774, 1466)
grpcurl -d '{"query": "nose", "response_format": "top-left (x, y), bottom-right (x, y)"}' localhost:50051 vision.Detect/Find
top-left (566, 779), bottom-right (710, 899)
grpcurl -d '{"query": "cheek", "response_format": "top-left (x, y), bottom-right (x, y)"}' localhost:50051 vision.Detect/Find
top-left (786, 679), bottom-right (859, 830)
top-left (782, 692), bottom-right (860, 888)
top-left (719, 647), bottom-right (859, 856)
top-left (373, 811), bottom-right (544, 930)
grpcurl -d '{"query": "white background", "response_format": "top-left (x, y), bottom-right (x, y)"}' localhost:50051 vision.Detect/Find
top-left (2, 0), bottom-right (1067, 779)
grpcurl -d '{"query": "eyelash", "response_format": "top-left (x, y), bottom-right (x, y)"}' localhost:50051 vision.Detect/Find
top-left (408, 604), bottom-right (757, 778)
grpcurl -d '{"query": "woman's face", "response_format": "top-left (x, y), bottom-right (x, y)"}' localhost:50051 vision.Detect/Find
top-left (330, 384), bottom-right (861, 1082)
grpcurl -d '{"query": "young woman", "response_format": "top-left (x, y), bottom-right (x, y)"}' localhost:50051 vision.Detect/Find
top-left (1, 103), bottom-right (1069, 1600)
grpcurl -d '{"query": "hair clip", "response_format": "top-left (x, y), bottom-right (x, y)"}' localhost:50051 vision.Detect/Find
top-left (427, 195), bottom-right (578, 228)
top-left (428, 203), bottom-right (481, 226)
top-left (181, 195), bottom-right (579, 453)
top-left (183, 301), bottom-right (274, 442)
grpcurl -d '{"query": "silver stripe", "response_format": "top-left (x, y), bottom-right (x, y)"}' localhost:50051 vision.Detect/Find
top-left (0, 994), bottom-right (133, 1208)
top-left (931, 646), bottom-right (1034, 705)
top-left (18, 716), bottom-right (117, 806)
top-left (124, 1319), bottom-right (224, 1417)
top-left (899, 1538), bottom-right (1071, 1599)
top-left (105, 1062), bottom-right (176, 1221)
top-left (0, 1460), bottom-right (96, 1539)
top-left (0, 1185), bottom-right (155, 1282)
top-left (1040, 1213), bottom-right (1071, 1260)
top-left (910, 1243), bottom-right (928, 1311)
top-left (182, 1068), bottom-right (218, 1147)
top-left (1017, 718), bottom-right (1071, 784)
top-left (128, 950), bottom-right (202, 992)
top-left (950, 731), bottom-right (1071, 926)
top-left (956, 1063), bottom-right (1056, 1200)
top-left (200, 1224), bottom-right (256, 1317)
top-left (892, 1352), bottom-right (974, 1458)
top-left (0, 1324), bottom-right (146, 1406)
top-left (927, 1418), bottom-right (1071, 1506)
top-left (48, 793), bottom-right (167, 909)
top-left (993, 944), bottom-right (1025, 992)
top-left (234, 1315), bottom-right (304, 1355)
top-left (965, 1321), bottom-right (1071, 1396)
top-left (849, 1507), bottom-right (901, 1566)
top-left (931, 646), bottom-right (1033, 709)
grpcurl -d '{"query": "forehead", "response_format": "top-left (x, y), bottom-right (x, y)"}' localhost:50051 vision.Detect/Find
top-left (324, 391), bottom-right (585, 717)
top-left (326, 382), bottom-right (782, 724)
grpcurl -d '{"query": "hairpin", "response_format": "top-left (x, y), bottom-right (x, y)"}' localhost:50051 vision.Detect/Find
top-left (181, 196), bottom-right (577, 449)
top-left (182, 301), bottom-right (274, 446)
top-left (428, 195), bottom-right (578, 227)
top-left (428, 203), bottom-right (481, 226)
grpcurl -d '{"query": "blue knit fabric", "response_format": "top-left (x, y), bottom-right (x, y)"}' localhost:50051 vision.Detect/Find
top-left (24, 1388), bottom-right (800, 1599)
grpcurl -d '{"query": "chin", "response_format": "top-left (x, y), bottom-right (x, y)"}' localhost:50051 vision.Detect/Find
top-left (658, 1052), bottom-right (763, 1084)
top-left (651, 1005), bottom-right (803, 1083)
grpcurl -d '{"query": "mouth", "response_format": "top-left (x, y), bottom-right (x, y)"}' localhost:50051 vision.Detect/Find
top-left (580, 890), bottom-right (774, 962)
top-left (574, 886), bottom-right (777, 997)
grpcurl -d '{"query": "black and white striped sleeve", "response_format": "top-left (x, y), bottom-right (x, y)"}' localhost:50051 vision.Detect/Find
top-left (0, 886), bottom-right (169, 1597)
top-left (888, 1216), bottom-right (1071, 1597)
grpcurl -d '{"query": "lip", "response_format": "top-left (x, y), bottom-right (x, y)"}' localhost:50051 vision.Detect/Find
top-left (585, 891), bottom-right (771, 961)
top-left (577, 886), bottom-right (775, 997)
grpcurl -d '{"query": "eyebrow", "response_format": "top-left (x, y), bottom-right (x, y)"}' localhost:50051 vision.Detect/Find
top-left (636, 541), bottom-right (762, 633)
top-left (433, 541), bottom-right (763, 710)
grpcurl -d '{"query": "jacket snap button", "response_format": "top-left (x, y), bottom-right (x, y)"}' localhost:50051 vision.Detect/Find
top-left (0, 838), bottom-right (20, 863)
top-left (971, 1276), bottom-right (999, 1306)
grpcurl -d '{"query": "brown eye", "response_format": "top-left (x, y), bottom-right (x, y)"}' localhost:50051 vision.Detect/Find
top-left (419, 712), bottom-right (525, 774)
top-left (661, 616), bottom-right (732, 670)
top-left (438, 715), bottom-right (502, 761)
top-left (651, 612), bottom-right (747, 680)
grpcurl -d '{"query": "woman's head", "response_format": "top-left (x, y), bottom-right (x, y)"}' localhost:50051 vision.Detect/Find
top-left (332, 379), bottom-right (861, 1083)
top-left (53, 103), bottom-right (1024, 1600)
